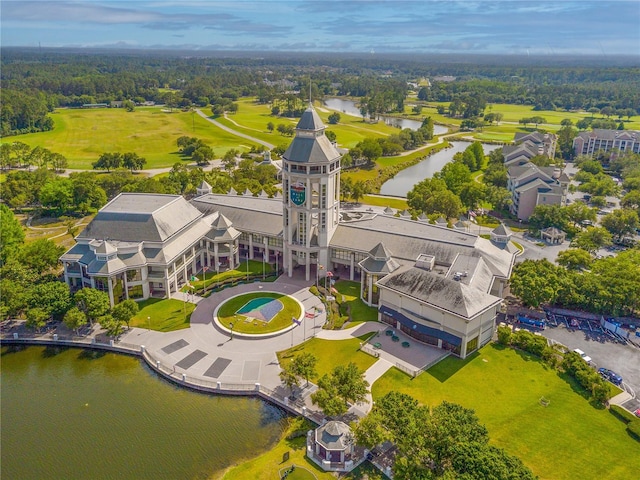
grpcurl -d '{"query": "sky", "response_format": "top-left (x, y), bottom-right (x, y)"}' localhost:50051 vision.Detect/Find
top-left (2, 0), bottom-right (639, 56)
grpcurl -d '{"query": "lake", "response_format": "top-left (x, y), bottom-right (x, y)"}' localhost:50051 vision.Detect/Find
top-left (0, 346), bottom-right (288, 480)
top-left (380, 141), bottom-right (502, 197)
top-left (324, 97), bottom-right (448, 135)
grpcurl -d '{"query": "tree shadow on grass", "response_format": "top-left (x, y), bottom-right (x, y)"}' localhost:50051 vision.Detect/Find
top-left (556, 370), bottom-right (606, 410)
top-left (427, 350), bottom-right (480, 383)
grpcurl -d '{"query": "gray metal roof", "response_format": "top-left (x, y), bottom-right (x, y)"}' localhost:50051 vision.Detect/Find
top-left (296, 106), bottom-right (325, 131)
top-left (78, 193), bottom-right (203, 243)
top-left (191, 194), bottom-right (284, 236)
top-left (377, 267), bottom-right (502, 318)
top-left (315, 421), bottom-right (353, 451)
top-left (283, 135), bottom-right (341, 164)
top-left (359, 256), bottom-right (401, 275)
top-left (492, 223), bottom-right (512, 236)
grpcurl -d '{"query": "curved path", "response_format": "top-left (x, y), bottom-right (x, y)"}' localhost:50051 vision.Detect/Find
top-left (120, 279), bottom-right (323, 391)
top-left (196, 109), bottom-right (275, 150)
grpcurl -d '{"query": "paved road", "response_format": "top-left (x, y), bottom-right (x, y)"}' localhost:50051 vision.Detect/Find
top-left (196, 109), bottom-right (275, 150)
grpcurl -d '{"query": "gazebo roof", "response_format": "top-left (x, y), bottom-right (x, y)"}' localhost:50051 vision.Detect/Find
top-left (315, 421), bottom-right (353, 451)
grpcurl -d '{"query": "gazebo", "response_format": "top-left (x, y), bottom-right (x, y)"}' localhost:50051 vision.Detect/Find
top-left (307, 421), bottom-right (363, 472)
top-left (540, 226), bottom-right (566, 244)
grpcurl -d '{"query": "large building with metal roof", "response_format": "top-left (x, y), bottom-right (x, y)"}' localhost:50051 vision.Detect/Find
top-left (61, 105), bottom-right (516, 358)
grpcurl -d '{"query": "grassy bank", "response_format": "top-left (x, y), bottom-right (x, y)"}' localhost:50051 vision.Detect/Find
top-left (130, 298), bottom-right (195, 332)
top-left (372, 344), bottom-right (640, 480)
top-left (8, 107), bottom-right (251, 169)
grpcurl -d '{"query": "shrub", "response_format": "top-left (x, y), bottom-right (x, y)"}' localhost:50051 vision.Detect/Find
top-left (610, 405), bottom-right (637, 424)
top-left (627, 421), bottom-right (640, 442)
top-left (309, 285), bottom-right (319, 296)
top-left (497, 325), bottom-right (512, 345)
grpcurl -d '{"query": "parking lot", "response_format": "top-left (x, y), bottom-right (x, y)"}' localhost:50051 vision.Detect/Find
top-left (540, 323), bottom-right (640, 403)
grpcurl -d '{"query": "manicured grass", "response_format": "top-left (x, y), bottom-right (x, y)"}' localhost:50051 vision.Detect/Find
top-left (422, 102), bottom-right (640, 131)
top-left (130, 298), bottom-right (194, 332)
top-left (371, 344), bottom-right (640, 480)
top-left (189, 260), bottom-right (274, 292)
top-left (361, 195), bottom-right (408, 210)
top-left (277, 333), bottom-right (378, 380)
top-left (226, 98), bottom-right (404, 148)
top-left (334, 280), bottom-right (378, 324)
top-left (217, 292), bottom-right (301, 334)
top-left (219, 417), bottom-right (334, 480)
top-left (8, 107), bottom-right (251, 169)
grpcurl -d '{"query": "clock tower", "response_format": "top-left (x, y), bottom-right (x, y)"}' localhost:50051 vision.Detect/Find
top-left (282, 105), bottom-right (341, 281)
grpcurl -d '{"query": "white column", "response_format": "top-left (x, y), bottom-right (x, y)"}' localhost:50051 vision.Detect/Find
top-left (107, 278), bottom-right (115, 306)
top-left (248, 235), bottom-right (254, 259)
top-left (349, 254), bottom-right (355, 281)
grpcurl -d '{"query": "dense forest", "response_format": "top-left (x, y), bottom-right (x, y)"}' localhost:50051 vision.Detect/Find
top-left (1, 48), bottom-right (639, 136)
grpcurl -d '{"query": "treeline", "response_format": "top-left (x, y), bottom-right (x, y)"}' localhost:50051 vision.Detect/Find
top-left (4, 49), bottom-right (639, 138)
top-left (406, 145), bottom-right (511, 219)
top-left (0, 205), bottom-right (139, 336)
top-left (420, 76), bottom-right (640, 114)
top-left (510, 251), bottom-right (640, 316)
top-left (354, 392), bottom-right (536, 480)
top-left (342, 117), bottom-right (435, 167)
top-left (1, 154), bottom-right (280, 215)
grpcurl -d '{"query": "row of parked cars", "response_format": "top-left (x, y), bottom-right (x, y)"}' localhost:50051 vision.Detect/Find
top-left (598, 368), bottom-right (623, 386)
top-left (573, 349), bottom-right (624, 386)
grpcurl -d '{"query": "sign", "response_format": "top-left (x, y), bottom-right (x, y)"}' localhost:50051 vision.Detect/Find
top-left (290, 181), bottom-right (306, 206)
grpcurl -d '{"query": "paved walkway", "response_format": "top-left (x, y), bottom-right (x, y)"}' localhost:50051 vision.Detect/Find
top-left (118, 274), bottom-right (445, 419)
top-left (196, 109), bottom-right (275, 150)
top-left (3, 271), bottom-right (449, 420)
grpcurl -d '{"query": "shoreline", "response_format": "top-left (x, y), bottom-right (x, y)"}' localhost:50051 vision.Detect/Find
top-left (0, 334), bottom-right (324, 425)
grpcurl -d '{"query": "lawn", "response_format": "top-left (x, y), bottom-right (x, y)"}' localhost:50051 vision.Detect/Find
top-left (333, 280), bottom-right (378, 324)
top-left (189, 260), bottom-right (275, 293)
top-left (8, 107), bottom-right (252, 169)
top-left (371, 344), bottom-right (640, 480)
top-left (277, 333), bottom-right (378, 380)
top-left (223, 97), bottom-right (414, 150)
top-left (419, 102), bottom-right (640, 131)
top-left (130, 298), bottom-right (194, 332)
top-left (361, 195), bottom-right (408, 210)
top-left (218, 417), bottom-right (334, 480)
top-left (216, 292), bottom-right (301, 334)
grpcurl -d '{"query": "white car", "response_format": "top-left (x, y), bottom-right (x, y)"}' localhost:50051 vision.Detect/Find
top-left (573, 348), bottom-right (592, 363)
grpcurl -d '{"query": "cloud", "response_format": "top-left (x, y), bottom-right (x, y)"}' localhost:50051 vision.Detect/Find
top-left (2, 1), bottom-right (236, 28)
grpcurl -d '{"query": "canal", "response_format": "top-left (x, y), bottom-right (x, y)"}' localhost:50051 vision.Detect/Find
top-left (380, 142), bottom-right (501, 197)
top-left (1, 346), bottom-right (288, 480)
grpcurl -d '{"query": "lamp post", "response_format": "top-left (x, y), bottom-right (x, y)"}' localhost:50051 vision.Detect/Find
top-left (147, 316), bottom-right (150, 331)
top-left (230, 322), bottom-right (234, 340)
top-left (246, 252), bottom-right (249, 282)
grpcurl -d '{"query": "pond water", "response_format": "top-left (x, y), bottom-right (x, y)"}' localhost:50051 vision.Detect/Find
top-left (324, 97), bottom-right (448, 135)
top-left (0, 346), bottom-right (288, 480)
top-left (380, 142), bottom-right (502, 197)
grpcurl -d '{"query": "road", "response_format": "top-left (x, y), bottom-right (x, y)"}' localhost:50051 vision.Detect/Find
top-left (195, 109), bottom-right (275, 150)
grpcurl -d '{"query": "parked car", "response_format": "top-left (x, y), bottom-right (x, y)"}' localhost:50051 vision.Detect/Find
top-left (573, 348), bottom-right (592, 363)
top-left (598, 368), bottom-right (623, 386)
top-left (635, 409), bottom-right (640, 418)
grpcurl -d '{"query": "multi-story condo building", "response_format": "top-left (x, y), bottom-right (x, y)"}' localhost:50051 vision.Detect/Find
top-left (573, 129), bottom-right (640, 158)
